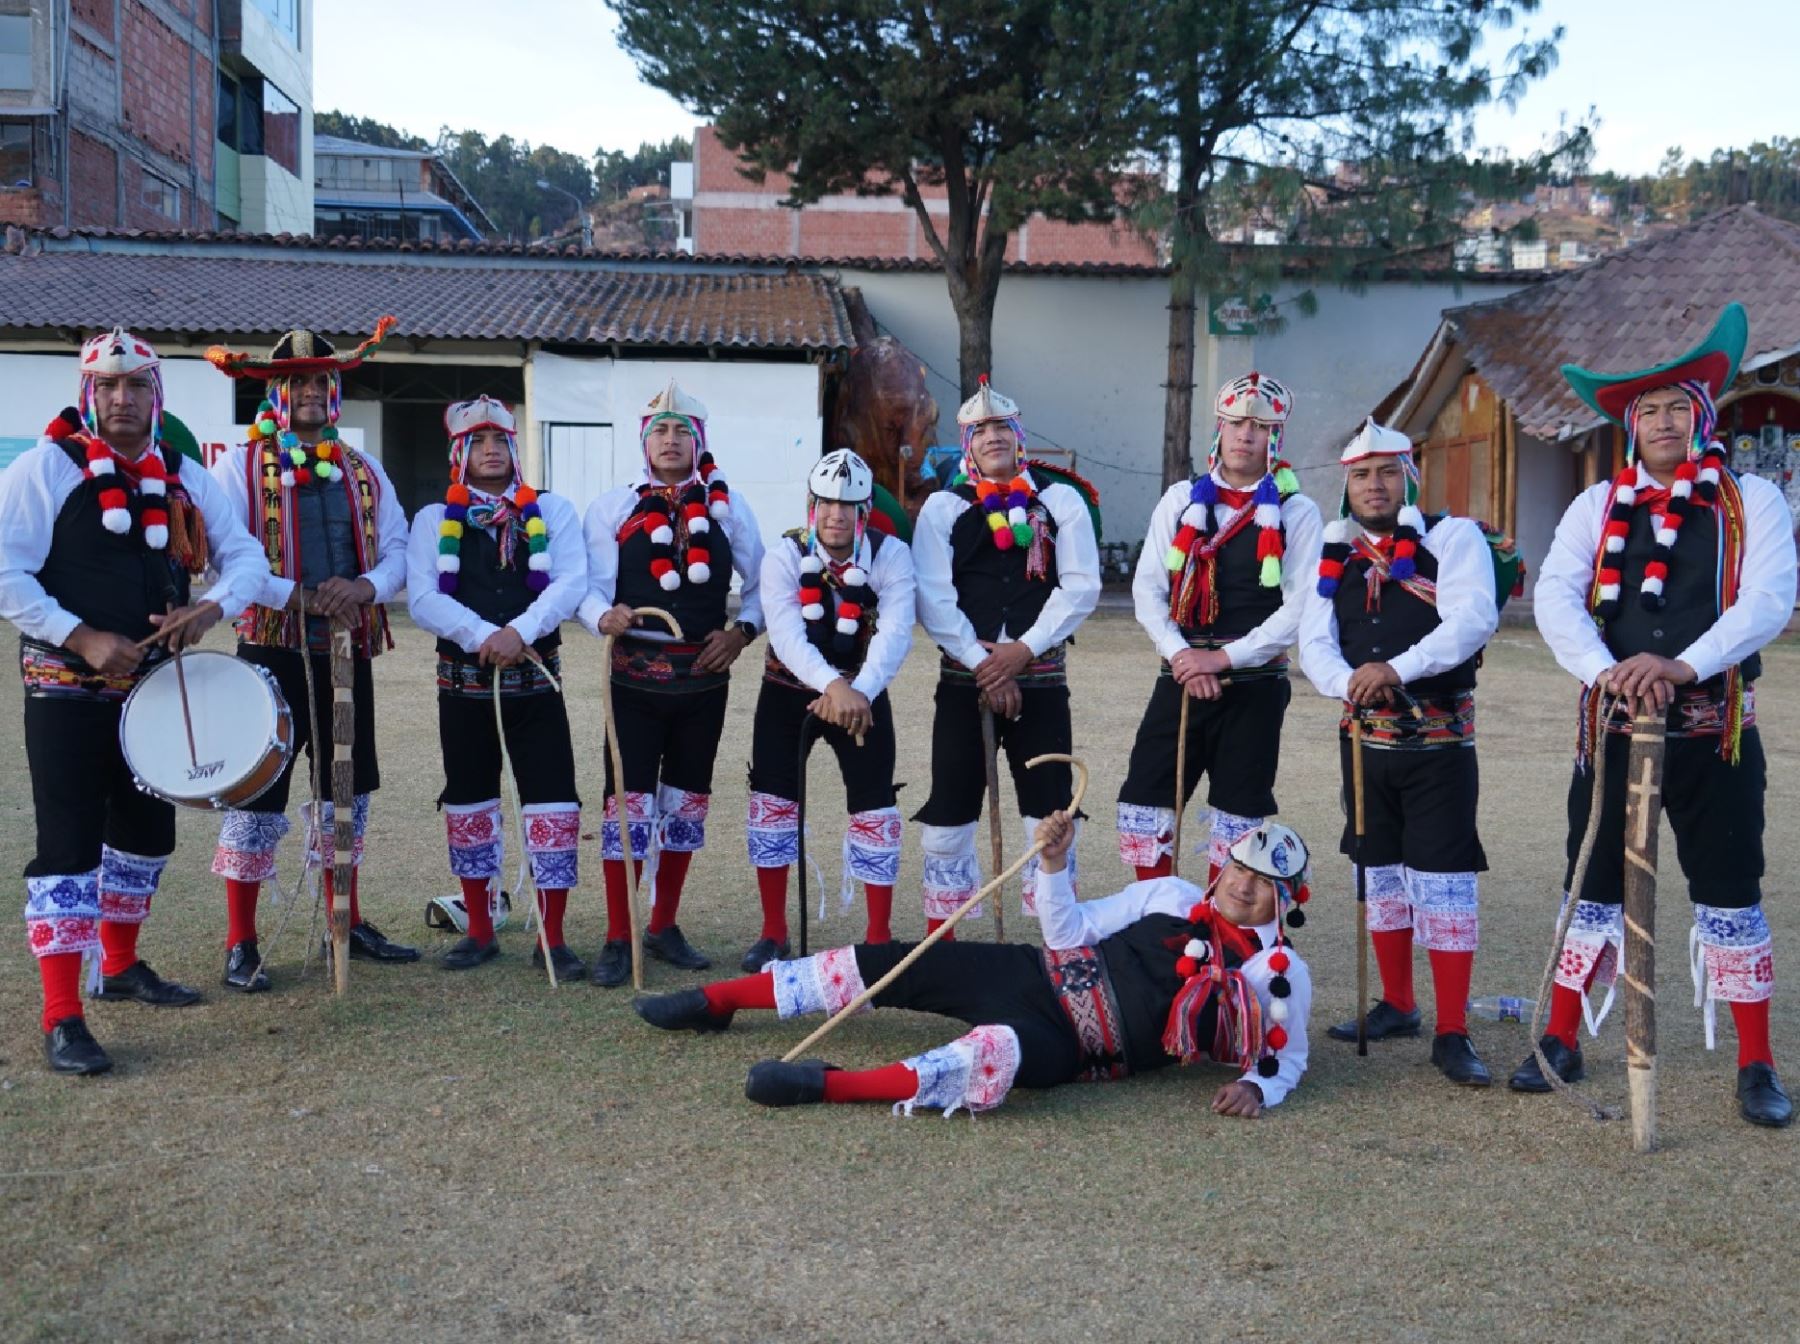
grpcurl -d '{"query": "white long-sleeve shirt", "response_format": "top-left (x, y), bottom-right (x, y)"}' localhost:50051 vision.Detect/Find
top-left (1298, 515), bottom-right (1499, 699)
top-left (1535, 467), bottom-right (1797, 687)
top-left (1034, 864), bottom-right (1311, 1108)
top-left (207, 442), bottom-right (410, 612)
top-left (406, 490), bottom-right (587, 652)
top-left (913, 477), bottom-right (1101, 670)
top-left (762, 533), bottom-right (916, 699)
top-left (576, 482), bottom-right (765, 637)
top-left (1133, 474), bottom-right (1324, 665)
top-left (0, 438), bottom-right (269, 645)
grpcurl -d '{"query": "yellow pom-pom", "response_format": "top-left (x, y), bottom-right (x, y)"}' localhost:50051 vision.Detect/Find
top-left (439, 519), bottom-right (463, 539)
top-left (525, 517), bottom-right (547, 537)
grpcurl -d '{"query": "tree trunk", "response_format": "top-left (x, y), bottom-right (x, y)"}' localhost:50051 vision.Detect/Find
top-left (1161, 160), bottom-right (1203, 490)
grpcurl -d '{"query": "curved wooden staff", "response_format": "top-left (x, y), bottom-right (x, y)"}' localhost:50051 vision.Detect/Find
top-left (600, 606), bottom-right (684, 990)
top-left (1621, 709), bottom-right (1668, 1154)
top-left (1350, 713), bottom-right (1368, 1055)
top-left (1170, 690), bottom-right (1192, 879)
top-left (328, 620), bottom-right (355, 995)
top-left (980, 701), bottom-right (1005, 941)
top-left (496, 660), bottom-right (561, 988)
top-left (781, 753), bottom-right (1089, 1063)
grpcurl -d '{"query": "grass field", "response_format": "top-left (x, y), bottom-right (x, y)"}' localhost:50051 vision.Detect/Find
top-left (2, 611), bottom-right (1797, 1342)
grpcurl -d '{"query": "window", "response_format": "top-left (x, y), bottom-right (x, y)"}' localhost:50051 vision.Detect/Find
top-left (262, 79), bottom-right (299, 175)
top-left (0, 14), bottom-right (31, 91)
top-left (0, 121), bottom-right (31, 187)
top-left (216, 69), bottom-right (238, 148)
top-left (249, 0), bottom-right (300, 47)
top-left (142, 171), bottom-right (180, 221)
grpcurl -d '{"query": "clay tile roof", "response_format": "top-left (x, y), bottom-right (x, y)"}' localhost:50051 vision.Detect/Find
top-left (0, 235), bottom-right (854, 353)
top-left (1439, 205), bottom-right (1800, 440)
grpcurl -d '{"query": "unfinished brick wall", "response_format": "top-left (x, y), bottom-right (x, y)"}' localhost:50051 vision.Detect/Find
top-left (68, 131), bottom-right (118, 228)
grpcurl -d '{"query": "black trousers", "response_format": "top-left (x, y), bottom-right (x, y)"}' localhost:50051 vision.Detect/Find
top-left (1118, 673), bottom-right (1289, 817)
top-left (853, 940), bottom-right (1082, 1089)
top-left (1564, 728), bottom-right (1765, 909)
top-left (914, 678), bottom-right (1073, 826)
top-left (236, 642), bottom-right (379, 813)
top-left (437, 687), bottom-right (579, 807)
top-left (601, 680), bottom-right (731, 795)
top-left (748, 679), bottom-right (897, 813)
top-left (1337, 740), bottom-right (1487, 873)
top-left (23, 693), bottom-right (174, 876)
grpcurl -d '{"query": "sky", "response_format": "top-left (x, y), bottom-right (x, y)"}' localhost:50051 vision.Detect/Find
top-left (312, 0), bottom-right (1798, 175)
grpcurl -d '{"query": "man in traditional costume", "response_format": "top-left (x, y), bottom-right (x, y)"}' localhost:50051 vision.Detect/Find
top-left (1299, 420), bottom-right (1499, 1087)
top-left (911, 377), bottom-right (1101, 932)
top-left (1119, 373), bottom-right (1322, 882)
top-left (204, 322), bottom-right (416, 990)
top-left (0, 329), bottom-right (268, 1074)
top-left (407, 397), bottom-right (588, 977)
top-left (636, 815), bottom-right (1315, 1117)
top-left (1518, 303), bottom-right (1794, 1127)
top-left (580, 381), bottom-right (765, 986)
top-left (741, 448), bottom-right (915, 970)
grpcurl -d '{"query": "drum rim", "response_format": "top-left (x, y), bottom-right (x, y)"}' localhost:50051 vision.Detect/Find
top-left (119, 649), bottom-right (289, 802)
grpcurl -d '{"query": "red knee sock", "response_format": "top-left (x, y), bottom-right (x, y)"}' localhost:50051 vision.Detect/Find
top-left (702, 969), bottom-right (777, 1015)
top-left (601, 859), bottom-right (643, 942)
top-left (1134, 857), bottom-right (1173, 882)
top-left (1369, 927), bottom-right (1416, 1014)
top-left (1428, 949), bottom-right (1474, 1037)
top-left (925, 918), bottom-right (955, 941)
top-left (864, 884), bottom-right (894, 944)
top-left (1730, 999), bottom-right (1775, 1069)
top-left (536, 888), bottom-right (568, 947)
top-left (460, 877), bottom-right (495, 945)
top-left (755, 865), bottom-right (790, 943)
top-left (39, 952), bottom-right (83, 1031)
top-left (99, 919), bottom-right (141, 977)
top-left (225, 879), bottom-right (260, 946)
top-left (647, 850), bottom-right (694, 935)
top-left (320, 869), bottom-right (365, 927)
top-left (822, 1062), bottom-right (919, 1104)
top-left (1546, 983), bottom-right (1587, 1049)
top-left (347, 868), bottom-right (362, 927)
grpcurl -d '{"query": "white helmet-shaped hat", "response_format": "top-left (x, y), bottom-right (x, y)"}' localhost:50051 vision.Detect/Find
top-left (80, 326), bottom-right (161, 378)
top-left (1214, 371), bottom-right (1293, 424)
top-left (1227, 821), bottom-right (1310, 892)
top-left (643, 378), bottom-right (708, 424)
top-left (445, 395), bottom-right (516, 439)
top-left (808, 448), bottom-right (873, 504)
top-left (1340, 418), bottom-right (1414, 465)
top-left (956, 374), bottom-right (1020, 427)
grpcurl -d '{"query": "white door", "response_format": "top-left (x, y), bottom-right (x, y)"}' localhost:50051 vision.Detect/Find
top-left (543, 422), bottom-right (616, 513)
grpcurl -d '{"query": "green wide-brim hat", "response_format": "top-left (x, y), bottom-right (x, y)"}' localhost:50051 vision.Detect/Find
top-left (159, 409), bottom-right (203, 463)
top-left (1560, 301), bottom-right (1748, 428)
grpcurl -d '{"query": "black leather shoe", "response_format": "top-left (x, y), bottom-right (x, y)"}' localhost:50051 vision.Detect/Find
top-left (1738, 1062), bottom-right (1795, 1128)
top-left (634, 987), bottom-right (731, 1033)
top-left (440, 936), bottom-right (499, 971)
top-left (223, 940), bottom-right (271, 993)
top-left (740, 936), bottom-right (791, 973)
top-left (745, 1058), bottom-right (831, 1107)
top-left (44, 1016), bottom-right (113, 1076)
top-left (1430, 1032), bottom-right (1492, 1087)
top-left (1326, 1000), bottom-right (1422, 1043)
top-left (531, 943), bottom-right (588, 982)
top-left (591, 939), bottom-right (632, 988)
top-left (95, 959), bottom-right (203, 1007)
top-left (1509, 1035), bottom-right (1585, 1093)
top-left (348, 920), bottom-right (420, 963)
top-left (644, 924), bottom-right (711, 971)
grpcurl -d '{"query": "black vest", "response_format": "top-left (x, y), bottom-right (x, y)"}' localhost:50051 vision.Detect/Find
top-left (292, 471), bottom-right (363, 588)
top-left (792, 532), bottom-right (885, 675)
top-left (1095, 912), bottom-right (1193, 1075)
top-left (436, 520), bottom-right (559, 660)
top-left (948, 485), bottom-right (1060, 642)
top-left (1183, 507), bottom-right (1286, 642)
top-left (614, 507), bottom-right (734, 641)
top-left (1603, 502), bottom-right (1760, 683)
top-left (1333, 539), bottom-right (1479, 696)
top-left (35, 440), bottom-right (190, 649)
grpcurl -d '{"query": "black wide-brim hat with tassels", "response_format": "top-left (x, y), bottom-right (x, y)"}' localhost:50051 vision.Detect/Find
top-left (205, 316), bottom-right (399, 381)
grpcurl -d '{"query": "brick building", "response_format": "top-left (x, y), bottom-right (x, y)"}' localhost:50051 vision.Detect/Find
top-left (679, 125), bottom-right (1160, 266)
top-left (0, 0), bottom-right (311, 234)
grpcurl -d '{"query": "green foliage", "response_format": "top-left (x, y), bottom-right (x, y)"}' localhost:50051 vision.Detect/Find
top-left (314, 109), bottom-right (427, 151)
top-left (1596, 139), bottom-right (1800, 224)
top-left (435, 130), bottom-right (596, 242)
top-left (594, 137), bottom-right (693, 201)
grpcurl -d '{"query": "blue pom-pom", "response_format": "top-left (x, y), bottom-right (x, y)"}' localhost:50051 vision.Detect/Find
top-left (1316, 578), bottom-right (1340, 598)
top-left (1192, 474), bottom-right (1219, 507)
top-left (1253, 473), bottom-right (1280, 506)
top-left (1389, 556), bottom-right (1416, 582)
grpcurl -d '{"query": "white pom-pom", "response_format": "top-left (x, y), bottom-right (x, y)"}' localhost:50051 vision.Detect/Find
top-left (1183, 938), bottom-right (1206, 959)
top-left (843, 567), bottom-right (867, 587)
top-left (1641, 575), bottom-right (1664, 597)
top-left (687, 515), bottom-right (709, 534)
top-left (802, 602), bottom-right (825, 621)
top-left (710, 499), bottom-right (729, 520)
top-left (650, 524), bottom-right (674, 545)
top-left (87, 457), bottom-right (114, 477)
top-left (1323, 519), bottom-right (1350, 545)
top-left (687, 562), bottom-right (711, 584)
top-left (281, 471), bottom-right (296, 488)
top-left (1604, 533), bottom-right (1625, 553)
top-left (437, 554), bottom-right (460, 573)
top-left (1008, 506), bottom-right (1027, 526)
top-left (1699, 466), bottom-right (1721, 485)
top-left (528, 551), bottom-right (551, 571)
top-left (1599, 582), bottom-right (1621, 602)
top-left (1254, 502), bottom-right (1281, 529)
top-left (800, 554), bottom-right (824, 575)
top-left (1655, 526), bottom-right (1678, 548)
top-left (659, 569), bottom-right (681, 591)
top-left (1671, 478), bottom-right (1693, 499)
top-left (1269, 996), bottom-right (1290, 1024)
top-left (1397, 504), bottom-right (1425, 532)
top-left (836, 615), bottom-right (858, 636)
top-left (140, 476), bottom-right (166, 496)
top-left (143, 524), bottom-right (168, 549)
top-left (1180, 503), bottom-right (1207, 529)
top-left (1615, 483), bottom-right (1636, 506)
top-left (101, 507), bottom-right (130, 534)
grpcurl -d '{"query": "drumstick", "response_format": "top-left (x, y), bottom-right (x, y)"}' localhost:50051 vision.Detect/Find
top-left (134, 600), bottom-right (218, 650)
top-left (172, 644), bottom-right (200, 769)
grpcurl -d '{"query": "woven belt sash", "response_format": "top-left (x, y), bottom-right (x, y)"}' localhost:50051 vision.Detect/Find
top-left (1041, 945), bottom-right (1131, 1081)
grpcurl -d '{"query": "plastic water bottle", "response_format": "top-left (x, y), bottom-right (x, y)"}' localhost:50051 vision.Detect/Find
top-left (1467, 995), bottom-right (1534, 1024)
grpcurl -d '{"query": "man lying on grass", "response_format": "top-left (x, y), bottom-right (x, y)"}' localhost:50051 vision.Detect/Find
top-left (634, 811), bottom-right (1315, 1117)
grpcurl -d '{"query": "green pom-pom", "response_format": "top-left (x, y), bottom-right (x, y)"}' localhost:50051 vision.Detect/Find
top-left (438, 535), bottom-right (460, 555)
top-left (315, 461), bottom-right (334, 480)
top-left (257, 399), bottom-right (274, 415)
top-left (1259, 554), bottom-right (1282, 587)
top-left (256, 417), bottom-right (277, 436)
top-left (1273, 465), bottom-right (1300, 495)
top-left (1011, 521), bottom-right (1033, 546)
top-left (321, 426), bottom-right (339, 442)
top-left (1165, 545), bottom-right (1188, 571)
top-left (528, 534), bottom-right (548, 552)
top-left (950, 472), bottom-right (968, 487)
top-left (288, 448), bottom-right (306, 466)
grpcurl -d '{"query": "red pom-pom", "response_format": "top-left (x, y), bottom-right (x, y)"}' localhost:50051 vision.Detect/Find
top-left (1267, 1025), bottom-right (1289, 1051)
top-left (1188, 904), bottom-right (1208, 924)
top-left (513, 484), bottom-right (536, 505)
top-left (1317, 557), bottom-right (1344, 580)
top-left (649, 557), bottom-right (674, 577)
top-left (1597, 565), bottom-right (1622, 586)
top-left (448, 483), bottom-right (471, 505)
top-left (1268, 950), bottom-right (1290, 974)
top-left (1674, 461), bottom-right (1698, 482)
top-left (99, 486), bottom-right (127, 510)
top-left (1175, 955), bottom-right (1200, 979)
top-left (1255, 529), bottom-right (1283, 561)
top-left (1394, 538), bottom-right (1416, 560)
top-left (1294, 882), bottom-right (1310, 905)
top-left (294, 468), bottom-right (312, 485)
top-left (684, 501), bottom-right (706, 521)
top-left (1644, 560), bottom-right (1669, 581)
top-left (837, 601), bottom-right (862, 621)
top-left (1172, 524), bottom-right (1199, 551)
top-left (142, 507), bottom-right (168, 527)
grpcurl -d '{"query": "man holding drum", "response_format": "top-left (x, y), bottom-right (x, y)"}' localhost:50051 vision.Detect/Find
top-left (0, 328), bottom-right (267, 1075)
top-left (205, 324), bottom-right (415, 991)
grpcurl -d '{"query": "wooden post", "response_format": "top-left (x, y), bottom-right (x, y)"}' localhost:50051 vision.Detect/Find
top-left (1501, 404), bottom-right (1519, 540)
top-left (1171, 690), bottom-right (1191, 878)
top-left (1622, 710), bottom-right (1668, 1154)
top-left (981, 705), bottom-right (1005, 941)
top-left (1351, 715), bottom-right (1369, 1056)
top-left (328, 624), bottom-right (355, 995)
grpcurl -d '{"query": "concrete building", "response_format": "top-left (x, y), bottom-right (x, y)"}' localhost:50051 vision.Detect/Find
top-left (312, 134), bottom-right (494, 244)
top-left (0, 0), bottom-right (311, 235)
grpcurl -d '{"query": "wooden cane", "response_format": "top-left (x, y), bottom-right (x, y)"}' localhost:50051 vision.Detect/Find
top-left (980, 702), bottom-right (1006, 941)
top-left (494, 672), bottom-right (560, 988)
top-left (1621, 707), bottom-right (1668, 1154)
top-left (794, 714), bottom-right (823, 957)
top-left (1351, 714), bottom-right (1369, 1056)
top-left (781, 754), bottom-right (1088, 1063)
top-left (1170, 690), bottom-right (1192, 879)
top-left (328, 622), bottom-right (355, 995)
top-left (600, 606), bottom-right (684, 991)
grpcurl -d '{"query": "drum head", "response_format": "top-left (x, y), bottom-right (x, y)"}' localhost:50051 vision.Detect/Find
top-left (121, 651), bottom-right (283, 804)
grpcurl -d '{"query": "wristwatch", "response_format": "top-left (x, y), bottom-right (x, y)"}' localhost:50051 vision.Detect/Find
top-left (736, 619), bottom-right (760, 643)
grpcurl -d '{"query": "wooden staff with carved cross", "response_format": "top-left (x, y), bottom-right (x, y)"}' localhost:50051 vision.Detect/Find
top-left (980, 702), bottom-right (1005, 940)
top-left (1622, 708), bottom-right (1669, 1153)
top-left (327, 621), bottom-right (355, 994)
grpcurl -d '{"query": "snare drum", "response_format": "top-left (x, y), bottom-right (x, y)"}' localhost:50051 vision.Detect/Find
top-left (120, 650), bottom-right (295, 810)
